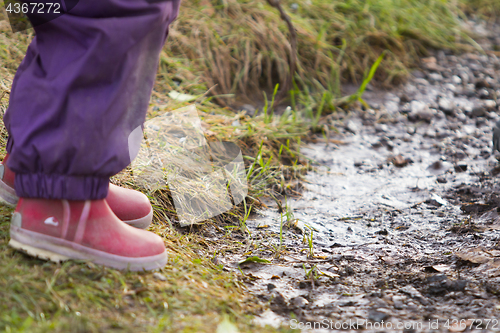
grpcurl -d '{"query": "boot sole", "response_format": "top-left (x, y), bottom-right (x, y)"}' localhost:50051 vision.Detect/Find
top-left (10, 226), bottom-right (168, 271)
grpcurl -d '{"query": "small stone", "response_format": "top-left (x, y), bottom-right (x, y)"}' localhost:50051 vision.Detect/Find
top-left (376, 229), bottom-right (388, 236)
top-left (270, 292), bottom-right (288, 312)
top-left (437, 176), bottom-right (447, 183)
top-left (479, 88), bottom-right (490, 99)
top-left (400, 285), bottom-right (424, 299)
top-left (412, 70), bottom-right (426, 79)
top-left (345, 120), bottom-right (359, 134)
top-left (344, 266), bottom-right (355, 276)
top-left (452, 75), bottom-right (462, 85)
top-left (298, 281), bottom-right (310, 289)
top-left (392, 296), bottom-right (405, 310)
top-left (410, 100), bottom-right (426, 113)
top-left (374, 124), bottom-right (388, 133)
top-left (368, 309), bottom-right (391, 322)
top-left (400, 103), bottom-right (411, 114)
top-left (428, 72), bottom-right (443, 82)
top-left (475, 78), bottom-right (491, 89)
top-left (484, 100), bottom-right (497, 110)
top-left (425, 128), bottom-right (437, 138)
top-left (291, 296), bottom-right (309, 308)
top-left (438, 97), bottom-right (455, 114)
top-left (471, 102), bottom-right (487, 117)
top-left (459, 71), bottom-right (470, 84)
top-left (444, 83), bottom-right (456, 92)
top-left (267, 283), bottom-right (276, 291)
top-left (239, 104), bottom-right (256, 116)
top-left (414, 78), bottom-right (430, 86)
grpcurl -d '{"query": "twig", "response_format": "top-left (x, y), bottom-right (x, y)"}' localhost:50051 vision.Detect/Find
top-left (265, 0), bottom-right (297, 104)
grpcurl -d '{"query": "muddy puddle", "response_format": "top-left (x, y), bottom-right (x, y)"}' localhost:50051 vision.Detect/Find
top-left (220, 48), bottom-right (500, 332)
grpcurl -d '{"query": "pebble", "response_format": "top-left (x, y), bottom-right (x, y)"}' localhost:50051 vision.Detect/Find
top-left (459, 71), bottom-right (470, 84)
top-left (392, 296), bottom-right (405, 310)
top-left (452, 75), bottom-right (462, 85)
top-left (437, 176), bottom-right (447, 183)
top-left (239, 104), bottom-right (256, 116)
top-left (374, 124), bottom-right (389, 133)
top-left (478, 88), bottom-right (490, 99)
top-left (345, 120), bottom-right (359, 134)
top-left (438, 97), bottom-right (455, 114)
top-left (368, 309), bottom-right (391, 322)
top-left (484, 100), bottom-right (497, 110)
top-left (428, 72), bottom-right (443, 82)
top-left (411, 100), bottom-right (427, 113)
top-left (291, 296), bottom-right (309, 308)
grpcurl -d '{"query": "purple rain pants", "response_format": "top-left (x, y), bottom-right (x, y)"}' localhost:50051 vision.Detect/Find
top-left (3, 0), bottom-right (180, 200)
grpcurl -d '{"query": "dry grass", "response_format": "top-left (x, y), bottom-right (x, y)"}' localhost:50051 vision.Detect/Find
top-left (461, 0), bottom-right (500, 21)
top-left (163, 0), bottom-right (474, 110)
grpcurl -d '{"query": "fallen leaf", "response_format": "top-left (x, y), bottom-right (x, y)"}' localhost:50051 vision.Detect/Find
top-left (430, 193), bottom-right (448, 206)
top-left (455, 248), bottom-right (493, 264)
top-left (320, 271), bottom-right (340, 279)
top-left (388, 154), bottom-right (411, 168)
top-left (432, 264), bottom-right (450, 272)
top-left (168, 91), bottom-right (198, 102)
top-left (238, 256), bottom-right (271, 266)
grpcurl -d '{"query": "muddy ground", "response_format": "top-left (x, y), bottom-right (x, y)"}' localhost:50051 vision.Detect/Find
top-left (218, 27), bottom-right (500, 332)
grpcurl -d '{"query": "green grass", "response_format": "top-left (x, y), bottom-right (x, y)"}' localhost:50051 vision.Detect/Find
top-left (0, 204), bottom-right (299, 332)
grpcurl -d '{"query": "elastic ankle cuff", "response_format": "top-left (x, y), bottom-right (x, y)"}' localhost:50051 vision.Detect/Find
top-left (14, 173), bottom-right (109, 200)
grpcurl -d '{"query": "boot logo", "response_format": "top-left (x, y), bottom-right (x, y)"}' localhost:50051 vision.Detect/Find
top-left (44, 217), bottom-right (59, 227)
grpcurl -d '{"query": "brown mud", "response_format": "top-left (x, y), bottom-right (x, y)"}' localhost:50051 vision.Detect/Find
top-left (220, 27), bottom-right (500, 332)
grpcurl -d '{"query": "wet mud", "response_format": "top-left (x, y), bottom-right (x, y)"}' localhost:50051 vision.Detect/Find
top-left (224, 34), bottom-right (500, 332)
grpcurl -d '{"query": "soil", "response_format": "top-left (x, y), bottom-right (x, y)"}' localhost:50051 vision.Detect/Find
top-left (221, 24), bottom-right (500, 332)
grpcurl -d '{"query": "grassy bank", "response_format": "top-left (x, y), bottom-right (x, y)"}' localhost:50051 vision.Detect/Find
top-left (0, 0), bottom-right (497, 331)
top-left (461, 0), bottom-right (500, 20)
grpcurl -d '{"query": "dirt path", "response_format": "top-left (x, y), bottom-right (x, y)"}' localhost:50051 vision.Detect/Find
top-left (225, 38), bottom-right (500, 332)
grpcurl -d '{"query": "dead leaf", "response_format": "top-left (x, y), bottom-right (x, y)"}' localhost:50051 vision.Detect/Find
top-left (422, 57), bottom-right (436, 63)
top-left (388, 154), bottom-right (411, 167)
top-left (455, 248), bottom-right (493, 264)
top-left (381, 256), bottom-right (398, 265)
top-left (320, 271), bottom-right (340, 279)
top-left (238, 256), bottom-right (271, 266)
top-left (432, 264), bottom-right (451, 272)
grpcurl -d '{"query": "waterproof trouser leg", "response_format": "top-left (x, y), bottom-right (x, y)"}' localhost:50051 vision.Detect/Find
top-left (3, 0), bottom-right (180, 200)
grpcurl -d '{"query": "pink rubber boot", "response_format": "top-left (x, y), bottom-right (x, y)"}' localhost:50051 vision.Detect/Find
top-left (0, 154), bottom-right (153, 229)
top-left (9, 198), bottom-right (168, 271)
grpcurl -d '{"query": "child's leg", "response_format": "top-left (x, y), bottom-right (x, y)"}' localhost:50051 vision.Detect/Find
top-left (4, 0), bottom-right (180, 200)
top-left (4, 0), bottom-right (181, 270)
